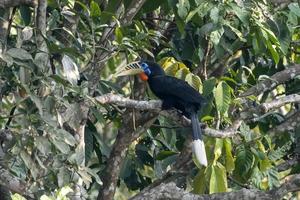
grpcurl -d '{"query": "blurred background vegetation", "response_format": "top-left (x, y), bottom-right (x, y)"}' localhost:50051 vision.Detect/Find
top-left (1, 0), bottom-right (300, 199)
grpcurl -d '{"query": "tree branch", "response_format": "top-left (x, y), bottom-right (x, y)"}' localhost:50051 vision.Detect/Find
top-left (95, 93), bottom-right (242, 138)
top-left (269, 111), bottom-right (300, 136)
top-left (260, 94), bottom-right (300, 113)
top-left (130, 174), bottom-right (300, 200)
top-left (240, 64), bottom-right (300, 97)
top-left (0, 0), bottom-right (37, 8)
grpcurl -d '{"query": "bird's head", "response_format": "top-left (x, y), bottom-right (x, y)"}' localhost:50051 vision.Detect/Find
top-left (116, 61), bottom-right (165, 81)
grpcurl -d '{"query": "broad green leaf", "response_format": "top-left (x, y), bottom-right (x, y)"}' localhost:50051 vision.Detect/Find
top-left (289, 3), bottom-right (300, 17)
top-left (51, 138), bottom-right (70, 154)
top-left (215, 81), bottom-right (231, 115)
top-left (209, 163), bottom-right (227, 193)
top-left (115, 27), bottom-right (123, 44)
top-left (36, 136), bottom-right (51, 155)
top-left (224, 22), bottom-right (246, 42)
top-left (185, 73), bottom-right (202, 91)
top-left (175, 67), bottom-right (190, 79)
top-left (185, 5), bottom-right (202, 23)
top-left (176, 0), bottom-right (190, 19)
top-left (239, 122), bottom-right (253, 142)
top-left (193, 168), bottom-right (206, 194)
top-left (266, 40), bottom-right (279, 64)
top-left (20, 151), bottom-right (39, 180)
top-left (234, 146), bottom-right (254, 181)
top-left (90, 1), bottom-right (101, 17)
top-left (203, 78), bottom-right (216, 97)
top-left (165, 63), bottom-right (180, 76)
top-left (259, 158), bottom-right (272, 172)
top-left (175, 15), bottom-right (185, 34)
top-left (210, 7), bottom-right (219, 23)
top-left (224, 138), bottom-right (234, 172)
top-left (213, 138), bottom-right (223, 163)
top-left (7, 48), bottom-right (33, 60)
top-left (57, 129), bottom-right (77, 146)
top-left (229, 3), bottom-right (249, 25)
top-left (156, 150), bottom-right (178, 160)
top-left (210, 27), bottom-right (224, 46)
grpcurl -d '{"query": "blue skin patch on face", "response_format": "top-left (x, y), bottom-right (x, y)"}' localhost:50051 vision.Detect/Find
top-left (140, 62), bottom-right (151, 76)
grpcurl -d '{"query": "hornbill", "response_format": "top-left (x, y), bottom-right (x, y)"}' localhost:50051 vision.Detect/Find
top-left (118, 61), bottom-right (208, 166)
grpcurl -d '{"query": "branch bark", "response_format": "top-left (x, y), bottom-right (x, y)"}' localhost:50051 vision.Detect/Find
top-left (95, 93), bottom-right (242, 138)
top-left (0, 0), bottom-right (37, 8)
top-left (130, 174), bottom-right (300, 200)
top-left (240, 64), bottom-right (300, 97)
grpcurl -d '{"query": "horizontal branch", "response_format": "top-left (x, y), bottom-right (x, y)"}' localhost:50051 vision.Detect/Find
top-left (95, 93), bottom-right (240, 138)
top-left (130, 174), bottom-right (300, 200)
top-left (0, 0), bottom-right (37, 7)
top-left (240, 64), bottom-right (300, 97)
top-left (95, 93), bottom-right (162, 111)
top-left (269, 111), bottom-right (300, 136)
top-left (260, 94), bottom-right (300, 113)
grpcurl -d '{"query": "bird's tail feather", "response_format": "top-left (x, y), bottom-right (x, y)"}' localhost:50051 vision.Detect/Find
top-left (191, 112), bottom-right (207, 167)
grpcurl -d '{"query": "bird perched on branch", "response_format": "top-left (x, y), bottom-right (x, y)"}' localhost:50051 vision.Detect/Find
top-left (117, 61), bottom-right (207, 166)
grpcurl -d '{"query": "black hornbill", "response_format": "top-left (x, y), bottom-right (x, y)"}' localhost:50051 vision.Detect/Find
top-left (119, 61), bottom-right (207, 166)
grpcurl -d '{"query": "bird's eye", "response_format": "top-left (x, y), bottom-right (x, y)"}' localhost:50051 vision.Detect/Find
top-left (140, 62), bottom-right (151, 75)
top-left (141, 62), bottom-right (148, 70)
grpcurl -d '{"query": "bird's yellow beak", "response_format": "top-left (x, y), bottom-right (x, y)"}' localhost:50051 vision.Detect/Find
top-left (115, 62), bottom-right (144, 77)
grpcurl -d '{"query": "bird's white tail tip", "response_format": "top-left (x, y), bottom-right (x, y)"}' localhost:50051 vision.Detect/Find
top-left (193, 139), bottom-right (208, 167)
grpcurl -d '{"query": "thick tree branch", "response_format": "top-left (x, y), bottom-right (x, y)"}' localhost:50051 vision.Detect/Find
top-left (130, 174), bottom-right (300, 200)
top-left (240, 64), bottom-right (300, 97)
top-left (269, 111), bottom-right (300, 135)
top-left (95, 93), bottom-right (241, 138)
top-left (260, 94), bottom-right (300, 113)
top-left (0, 0), bottom-right (37, 8)
top-left (95, 93), bottom-right (162, 111)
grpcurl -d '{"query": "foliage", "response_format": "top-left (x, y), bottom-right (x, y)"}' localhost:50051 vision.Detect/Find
top-left (1, 0), bottom-right (300, 199)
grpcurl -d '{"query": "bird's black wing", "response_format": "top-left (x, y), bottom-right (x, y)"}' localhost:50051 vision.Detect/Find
top-left (149, 75), bottom-right (204, 105)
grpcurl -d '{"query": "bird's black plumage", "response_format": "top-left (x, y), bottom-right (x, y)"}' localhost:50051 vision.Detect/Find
top-left (141, 61), bottom-right (207, 166)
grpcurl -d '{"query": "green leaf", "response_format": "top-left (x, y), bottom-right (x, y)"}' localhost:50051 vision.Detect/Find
top-left (209, 163), bottom-right (227, 193)
top-left (36, 136), bottom-right (51, 155)
top-left (234, 146), bottom-right (254, 181)
top-left (224, 138), bottom-right (234, 172)
top-left (176, 0), bottom-right (190, 19)
top-left (203, 78), bottom-right (216, 97)
top-left (239, 122), bottom-right (253, 142)
top-left (193, 168), bottom-right (206, 194)
top-left (156, 150), bottom-right (178, 160)
top-left (57, 129), bottom-right (77, 146)
top-left (266, 40), bottom-right (279, 64)
top-left (115, 27), bottom-right (123, 43)
top-left (210, 27), bottom-right (224, 46)
top-left (175, 15), bottom-right (185, 35)
top-left (289, 3), bottom-right (300, 17)
top-left (51, 138), bottom-right (70, 154)
top-left (185, 5), bottom-right (202, 23)
top-left (90, 1), bottom-right (101, 17)
top-left (215, 81), bottom-right (231, 115)
top-left (185, 73), bottom-right (202, 91)
top-left (7, 48), bottom-right (33, 60)
top-left (210, 7), bottom-right (219, 23)
top-left (20, 151), bottom-right (39, 180)
top-left (213, 138), bottom-right (223, 163)
top-left (175, 67), bottom-right (189, 79)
